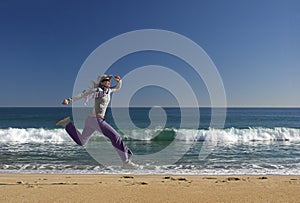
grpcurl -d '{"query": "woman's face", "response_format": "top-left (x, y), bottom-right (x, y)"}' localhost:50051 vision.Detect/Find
top-left (101, 79), bottom-right (110, 87)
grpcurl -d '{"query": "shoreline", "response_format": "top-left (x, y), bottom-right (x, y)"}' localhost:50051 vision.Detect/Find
top-left (1, 174), bottom-right (299, 202)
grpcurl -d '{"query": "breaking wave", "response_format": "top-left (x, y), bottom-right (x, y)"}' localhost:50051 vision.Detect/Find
top-left (0, 127), bottom-right (299, 144)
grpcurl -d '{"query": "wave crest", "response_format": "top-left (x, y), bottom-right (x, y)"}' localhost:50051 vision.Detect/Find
top-left (0, 127), bottom-right (299, 143)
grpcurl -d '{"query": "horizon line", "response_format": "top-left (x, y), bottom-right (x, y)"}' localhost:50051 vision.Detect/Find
top-left (1, 106), bottom-right (300, 108)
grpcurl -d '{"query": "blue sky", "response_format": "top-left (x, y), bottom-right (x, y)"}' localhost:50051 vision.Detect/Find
top-left (0, 0), bottom-right (299, 107)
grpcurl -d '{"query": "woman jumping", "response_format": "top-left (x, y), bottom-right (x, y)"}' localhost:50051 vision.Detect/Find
top-left (56, 74), bottom-right (138, 169)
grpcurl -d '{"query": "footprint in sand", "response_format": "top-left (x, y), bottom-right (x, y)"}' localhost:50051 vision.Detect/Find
top-left (122, 175), bottom-right (134, 179)
top-left (133, 181), bottom-right (148, 185)
top-left (119, 176), bottom-right (148, 185)
top-left (258, 176), bottom-right (268, 180)
top-left (215, 177), bottom-right (242, 183)
top-left (227, 177), bottom-right (240, 181)
top-left (163, 176), bottom-right (191, 183)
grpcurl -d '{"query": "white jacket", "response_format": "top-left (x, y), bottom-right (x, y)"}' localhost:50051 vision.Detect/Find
top-left (69, 80), bottom-right (122, 117)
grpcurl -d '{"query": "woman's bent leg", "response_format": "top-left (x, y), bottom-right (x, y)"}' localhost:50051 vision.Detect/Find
top-left (65, 117), bottom-right (98, 146)
top-left (65, 122), bottom-right (84, 145)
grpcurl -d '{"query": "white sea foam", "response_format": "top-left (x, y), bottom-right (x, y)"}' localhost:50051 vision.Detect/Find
top-left (196, 127), bottom-right (300, 142)
top-left (0, 127), bottom-right (299, 144)
top-left (1, 163), bottom-right (300, 175)
top-left (0, 128), bottom-right (69, 143)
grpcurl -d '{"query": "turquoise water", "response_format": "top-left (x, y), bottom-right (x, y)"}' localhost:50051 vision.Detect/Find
top-left (0, 107), bottom-right (299, 174)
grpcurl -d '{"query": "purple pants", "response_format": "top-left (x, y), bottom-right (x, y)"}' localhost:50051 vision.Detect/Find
top-left (65, 116), bottom-right (132, 162)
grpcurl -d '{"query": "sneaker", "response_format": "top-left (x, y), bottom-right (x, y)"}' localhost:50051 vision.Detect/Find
top-left (56, 116), bottom-right (71, 127)
top-left (122, 160), bottom-right (140, 170)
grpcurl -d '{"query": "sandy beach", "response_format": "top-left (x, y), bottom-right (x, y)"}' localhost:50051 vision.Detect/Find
top-left (0, 174), bottom-right (299, 203)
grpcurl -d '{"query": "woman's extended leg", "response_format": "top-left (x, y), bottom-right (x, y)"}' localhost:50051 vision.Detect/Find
top-left (96, 118), bottom-right (133, 162)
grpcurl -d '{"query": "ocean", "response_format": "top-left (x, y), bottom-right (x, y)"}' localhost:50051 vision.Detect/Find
top-left (0, 107), bottom-right (299, 175)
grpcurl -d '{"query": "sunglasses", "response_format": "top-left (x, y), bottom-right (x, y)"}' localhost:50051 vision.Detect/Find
top-left (102, 79), bottom-right (110, 82)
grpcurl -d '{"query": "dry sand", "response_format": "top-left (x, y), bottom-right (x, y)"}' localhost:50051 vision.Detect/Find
top-left (0, 174), bottom-right (299, 202)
